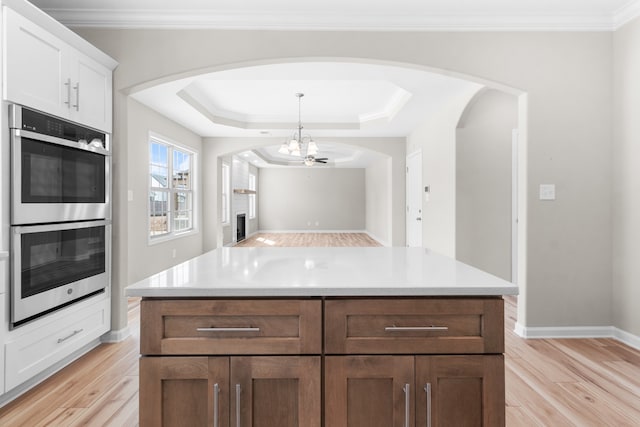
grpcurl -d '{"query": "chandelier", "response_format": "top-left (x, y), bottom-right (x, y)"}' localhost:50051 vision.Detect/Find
top-left (278, 93), bottom-right (319, 166)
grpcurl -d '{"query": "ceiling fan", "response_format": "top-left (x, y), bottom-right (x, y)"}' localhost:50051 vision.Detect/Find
top-left (302, 155), bottom-right (328, 166)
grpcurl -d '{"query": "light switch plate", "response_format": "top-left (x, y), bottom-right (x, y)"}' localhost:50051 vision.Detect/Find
top-left (539, 184), bottom-right (556, 200)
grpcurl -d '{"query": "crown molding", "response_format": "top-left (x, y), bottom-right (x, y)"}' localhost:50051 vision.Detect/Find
top-left (39, 8), bottom-right (624, 32)
top-left (613, 0), bottom-right (640, 29)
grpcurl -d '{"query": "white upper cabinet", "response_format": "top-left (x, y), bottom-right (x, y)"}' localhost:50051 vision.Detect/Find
top-left (70, 50), bottom-right (113, 132)
top-left (3, 7), bottom-right (113, 132)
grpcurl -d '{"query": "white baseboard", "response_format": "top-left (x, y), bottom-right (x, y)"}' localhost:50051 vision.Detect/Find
top-left (365, 231), bottom-right (389, 247)
top-left (613, 327), bottom-right (640, 351)
top-left (258, 229), bottom-right (368, 234)
top-left (101, 326), bottom-right (131, 343)
top-left (514, 322), bottom-right (640, 351)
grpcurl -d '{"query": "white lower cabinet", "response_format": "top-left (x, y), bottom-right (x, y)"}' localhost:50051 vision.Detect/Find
top-left (4, 295), bottom-right (110, 391)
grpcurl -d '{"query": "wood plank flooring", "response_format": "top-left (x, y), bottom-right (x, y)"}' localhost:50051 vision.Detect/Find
top-left (234, 232), bottom-right (382, 247)
top-left (1, 238), bottom-right (639, 425)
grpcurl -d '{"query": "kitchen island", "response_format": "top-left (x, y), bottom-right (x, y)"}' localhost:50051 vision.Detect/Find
top-left (127, 247), bottom-right (518, 427)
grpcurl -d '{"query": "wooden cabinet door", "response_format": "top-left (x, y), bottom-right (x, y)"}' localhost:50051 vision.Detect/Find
top-left (325, 356), bottom-right (414, 427)
top-left (415, 355), bottom-right (505, 427)
top-left (3, 7), bottom-right (69, 117)
top-left (140, 357), bottom-right (230, 427)
top-left (230, 356), bottom-right (321, 427)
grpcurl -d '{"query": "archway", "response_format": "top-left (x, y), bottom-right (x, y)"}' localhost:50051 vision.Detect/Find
top-left (122, 56), bottom-right (528, 338)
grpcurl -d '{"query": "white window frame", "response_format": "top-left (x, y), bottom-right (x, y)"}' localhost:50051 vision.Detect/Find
top-left (248, 172), bottom-right (256, 219)
top-left (148, 132), bottom-right (198, 244)
top-left (221, 162), bottom-right (230, 225)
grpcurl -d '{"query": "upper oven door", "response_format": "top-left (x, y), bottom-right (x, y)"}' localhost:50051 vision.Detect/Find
top-left (11, 128), bottom-right (110, 224)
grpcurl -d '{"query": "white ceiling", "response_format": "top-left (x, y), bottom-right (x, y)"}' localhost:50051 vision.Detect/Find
top-left (29, 0), bottom-right (638, 167)
top-left (30, 0), bottom-right (640, 31)
top-left (131, 62), bottom-right (482, 139)
top-left (130, 62), bottom-right (482, 168)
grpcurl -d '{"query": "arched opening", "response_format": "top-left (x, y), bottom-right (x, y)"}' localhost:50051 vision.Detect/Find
top-left (125, 57), bottom-right (528, 333)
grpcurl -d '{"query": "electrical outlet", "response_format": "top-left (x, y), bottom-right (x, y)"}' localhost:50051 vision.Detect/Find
top-left (539, 184), bottom-right (556, 201)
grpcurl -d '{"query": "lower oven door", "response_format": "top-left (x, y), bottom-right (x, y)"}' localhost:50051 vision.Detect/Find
top-left (11, 219), bottom-right (110, 326)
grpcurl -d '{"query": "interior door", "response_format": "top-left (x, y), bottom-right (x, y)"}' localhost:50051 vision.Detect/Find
top-left (406, 151), bottom-right (423, 247)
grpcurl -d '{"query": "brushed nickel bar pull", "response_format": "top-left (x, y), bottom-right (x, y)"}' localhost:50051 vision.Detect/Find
top-left (425, 383), bottom-right (432, 427)
top-left (235, 384), bottom-right (241, 427)
top-left (197, 327), bottom-right (260, 332)
top-left (73, 82), bottom-right (80, 111)
top-left (385, 326), bottom-right (449, 331)
top-left (403, 383), bottom-right (410, 427)
top-left (57, 329), bottom-right (83, 343)
top-left (64, 78), bottom-right (71, 108)
top-left (213, 383), bottom-right (220, 427)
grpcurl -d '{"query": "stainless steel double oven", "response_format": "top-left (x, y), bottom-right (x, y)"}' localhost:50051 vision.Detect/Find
top-left (9, 105), bottom-right (111, 327)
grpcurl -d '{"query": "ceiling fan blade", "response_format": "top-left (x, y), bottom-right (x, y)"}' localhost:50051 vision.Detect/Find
top-left (314, 158), bottom-right (328, 161)
top-left (315, 159), bottom-right (328, 163)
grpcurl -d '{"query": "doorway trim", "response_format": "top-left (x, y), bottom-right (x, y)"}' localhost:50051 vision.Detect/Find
top-left (406, 150), bottom-right (423, 247)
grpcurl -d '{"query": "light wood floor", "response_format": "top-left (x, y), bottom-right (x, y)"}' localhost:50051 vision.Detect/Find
top-left (234, 232), bottom-right (382, 247)
top-left (1, 249), bottom-right (639, 425)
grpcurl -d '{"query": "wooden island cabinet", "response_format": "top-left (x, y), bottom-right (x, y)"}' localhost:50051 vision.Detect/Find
top-left (138, 297), bottom-right (505, 427)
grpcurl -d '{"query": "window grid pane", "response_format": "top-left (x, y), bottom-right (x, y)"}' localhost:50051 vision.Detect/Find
top-left (150, 190), bottom-right (170, 236)
top-left (149, 138), bottom-right (196, 239)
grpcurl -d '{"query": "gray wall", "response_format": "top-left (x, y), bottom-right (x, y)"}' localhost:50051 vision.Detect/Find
top-left (127, 100), bottom-right (203, 280)
top-left (259, 168), bottom-right (365, 231)
top-left (365, 156), bottom-right (392, 246)
top-left (613, 17), bottom-right (640, 337)
top-left (406, 87), bottom-right (481, 257)
top-left (456, 89), bottom-right (518, 281)
top-left (76, 27), bottom-right (615, 335)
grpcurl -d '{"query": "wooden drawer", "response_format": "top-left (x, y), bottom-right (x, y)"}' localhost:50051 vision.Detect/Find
top-left (140, 299), bottom-right (322, 355)
top-left (324, 298), bottom-right (504, 354)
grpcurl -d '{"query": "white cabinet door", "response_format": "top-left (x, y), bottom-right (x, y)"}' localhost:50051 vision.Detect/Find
top-left (71, 52), bottom-right (112, 132)
top-left (3, 7), bottom-right (113, 132)
top-left (3, 7), bottom-right (70, 118)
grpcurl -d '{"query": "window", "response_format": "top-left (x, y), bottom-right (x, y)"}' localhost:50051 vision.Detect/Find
top-left (221, 163), bottom-right (230, 224)
top-left (249, 172), bottom-right (256, 219)
top-left (149, 135), bottom-right (196, 240)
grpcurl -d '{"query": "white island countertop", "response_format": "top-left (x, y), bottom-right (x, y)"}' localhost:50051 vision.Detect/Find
top-left (126, 247), bottom-right (518, 298)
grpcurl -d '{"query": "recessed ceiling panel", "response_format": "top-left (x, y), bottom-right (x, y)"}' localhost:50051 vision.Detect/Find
top-left (184, 79), bottom-right (405, 124)
top-left (131, 61), bottom-right (483, 138)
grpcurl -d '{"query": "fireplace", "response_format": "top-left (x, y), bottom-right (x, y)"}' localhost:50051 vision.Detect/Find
top-left (236, 213), bottom-right (246, 242)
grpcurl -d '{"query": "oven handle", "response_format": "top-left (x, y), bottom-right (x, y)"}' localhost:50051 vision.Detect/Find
top-left (13, 219), bottom-right (111, 234)
top-left (13, 129), bottom-right (110, 156)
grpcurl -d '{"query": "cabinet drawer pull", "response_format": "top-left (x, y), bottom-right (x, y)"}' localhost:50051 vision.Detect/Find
top-left (425, 383), bottom-right (432, 427)
top-left (57, 329), bottom-right (83, 343)
top-left (403, 383), bottom-right (410, 427)
top-left (385, 326), bottom-right (449, 332)
top-left (235, 384), bottom-right (241, 427)
top-left (197, 327), bottom-right (260, 333)
top-left (213, 383), bottom-right (220, 427)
